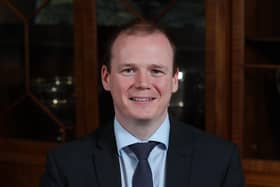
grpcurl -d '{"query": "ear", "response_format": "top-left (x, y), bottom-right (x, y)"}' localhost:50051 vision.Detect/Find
top-left (101, 65), bottom-right (111, 91)
top-left (172, 68), bottom-right (179, 93)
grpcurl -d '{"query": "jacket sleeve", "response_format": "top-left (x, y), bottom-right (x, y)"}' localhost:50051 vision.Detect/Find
top-left (39, 152), bottom-right (66, 187)
top-left (222, 145), bottom-right (244, 187)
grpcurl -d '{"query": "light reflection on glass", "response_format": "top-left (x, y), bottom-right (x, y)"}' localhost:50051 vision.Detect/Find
top-left (178, 71), bottom-right (184, 80)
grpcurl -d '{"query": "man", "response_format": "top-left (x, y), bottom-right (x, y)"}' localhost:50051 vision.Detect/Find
top-left (40, 21), bottom-right (244, 187)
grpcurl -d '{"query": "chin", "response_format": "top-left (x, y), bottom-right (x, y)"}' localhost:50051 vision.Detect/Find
top-left (130, 115), bottom-right (154, 122)
top-left (129, 110), bottom-right (166, 122)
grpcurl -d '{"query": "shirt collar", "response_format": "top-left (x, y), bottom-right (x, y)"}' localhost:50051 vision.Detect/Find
top-left (114, 115), bottom-right (170, 155)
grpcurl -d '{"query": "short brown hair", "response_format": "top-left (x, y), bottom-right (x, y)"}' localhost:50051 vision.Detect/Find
top-left (102, 19), bottom-right (177, 74)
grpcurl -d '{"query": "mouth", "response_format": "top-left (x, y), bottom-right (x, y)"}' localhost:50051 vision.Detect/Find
top-left (129, 97), bottom-right (156, 102)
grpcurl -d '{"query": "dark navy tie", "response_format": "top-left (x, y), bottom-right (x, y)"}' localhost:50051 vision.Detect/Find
top-left (129, 141), bottom-right (158, 187)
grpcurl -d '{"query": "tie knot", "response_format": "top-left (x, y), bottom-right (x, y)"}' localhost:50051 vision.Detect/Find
top-left (129, 141), bottom-right (158, 160)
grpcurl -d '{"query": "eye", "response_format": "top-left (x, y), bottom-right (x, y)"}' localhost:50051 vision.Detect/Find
top-left (120, 67), bottom-right (135, 76)
top-left (151, 69), bottom-right (165, 76)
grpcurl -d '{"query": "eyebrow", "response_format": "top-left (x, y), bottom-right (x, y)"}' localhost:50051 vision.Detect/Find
top-left (117, 63), bottom-right (135, 68)
top-left (117, 63), bottom-right (169, 71)
top-left (149, 64), bottom-right (169, 71)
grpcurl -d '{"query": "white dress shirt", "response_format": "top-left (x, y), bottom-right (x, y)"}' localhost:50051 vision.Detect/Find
top-left (114, 116), bottom-right (170, 187)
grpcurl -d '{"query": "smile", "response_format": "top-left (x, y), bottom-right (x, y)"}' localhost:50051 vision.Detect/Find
top-left (129, 97), bottom-right (155, 102)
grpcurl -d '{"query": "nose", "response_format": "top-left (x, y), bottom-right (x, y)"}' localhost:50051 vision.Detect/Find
top-left (134, 71), bottom-right (150, 89)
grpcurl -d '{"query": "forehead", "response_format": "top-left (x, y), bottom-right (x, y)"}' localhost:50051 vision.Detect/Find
top-left (111, 32), bottom-right (174, 58)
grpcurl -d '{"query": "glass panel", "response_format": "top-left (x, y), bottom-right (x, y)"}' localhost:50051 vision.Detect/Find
top-left (244, 68), bottom-right (280, 160)
top-left (244, 0), bottom-right (280, 160)
top-left (245, 40), bottom-right (280, 65)
top-left (0, 3), bottom-right (22, 23)
top-left (97, 0), bottom-right (135, 26)
top-left (97, 0), bottom-right (205, 129)
top-left (0, 1), bottom-right (74, 142)
top-left (8, 0), bottom-right (34, 17)
top-left (34, 0), bottom-right (73, 24)
top-left (0, 2), bottom-right (25, 138)
top-left (30, 0), bottom-right (75, 141)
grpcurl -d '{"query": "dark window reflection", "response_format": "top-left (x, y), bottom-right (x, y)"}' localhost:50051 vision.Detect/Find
top-left (244, 68), bottom-right (280, 160)
top-left (0, 1), bottom-right (74, 142)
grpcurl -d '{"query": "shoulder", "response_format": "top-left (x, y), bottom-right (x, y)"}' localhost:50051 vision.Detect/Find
top-left (172, 120), bottom-right (238, 158)
top-left (172, 121), bottom-right (241, 173)
top-left (48, 133), bottom-right (97, 161)
top-left (170, 121), bottom-right (244, 185)
top-left (48, 125), bottom-right (112, 162)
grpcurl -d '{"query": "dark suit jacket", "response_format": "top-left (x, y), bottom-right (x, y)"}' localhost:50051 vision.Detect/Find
top-left (40, 120), bottom-right (244, 187)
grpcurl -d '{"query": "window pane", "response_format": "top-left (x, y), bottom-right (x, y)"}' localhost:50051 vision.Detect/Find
top-left (30, 0), bottom-right (75, 141)
top-left (0, 1), bottom-right (75, 142)
top-left (244, 68), bottom-right (280, 160)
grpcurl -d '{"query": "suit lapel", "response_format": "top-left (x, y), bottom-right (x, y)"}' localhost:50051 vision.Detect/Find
top-left (165, 121), bottom-right (194, 187)
top-left (91, 120), bottom-right (195, 187)
top-left (92, 124), bottom-right (122, 187)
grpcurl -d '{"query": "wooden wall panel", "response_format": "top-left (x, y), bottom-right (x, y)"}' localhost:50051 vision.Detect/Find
top-left (0, 162), bottom-right (44, 187)
top-left (0, 139), bottom-right (56, 187)
top-left (74, 0), bottom-right (99, 137)
top-left (205, 0), bottom-right (232, 139)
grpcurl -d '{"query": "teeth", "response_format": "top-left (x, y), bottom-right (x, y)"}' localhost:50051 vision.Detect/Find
top-left (131, 97), bottom-right (153, 102)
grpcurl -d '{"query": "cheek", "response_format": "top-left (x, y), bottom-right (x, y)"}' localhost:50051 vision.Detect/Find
top-left (110, 76), bottom-right (132, 93)
top-left (152, 78), bottom-right (174, 94)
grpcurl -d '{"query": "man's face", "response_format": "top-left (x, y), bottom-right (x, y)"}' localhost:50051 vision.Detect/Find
top-left (101, 32), bottom-right (178, 124)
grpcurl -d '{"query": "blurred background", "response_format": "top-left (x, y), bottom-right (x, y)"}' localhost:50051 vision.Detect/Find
top-left (0, 0), bottom-right (279, 186)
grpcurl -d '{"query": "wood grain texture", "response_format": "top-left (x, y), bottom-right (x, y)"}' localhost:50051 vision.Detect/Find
top-left (74, 0), bottom-right (99, 137)
top-left (231, 0), bottom-right (280, 186)
top-left (205, 0), bottom-right (232, 140)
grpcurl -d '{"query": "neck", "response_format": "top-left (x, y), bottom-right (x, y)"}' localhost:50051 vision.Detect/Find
top-left (116, 115), bottom-right (167, 140)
